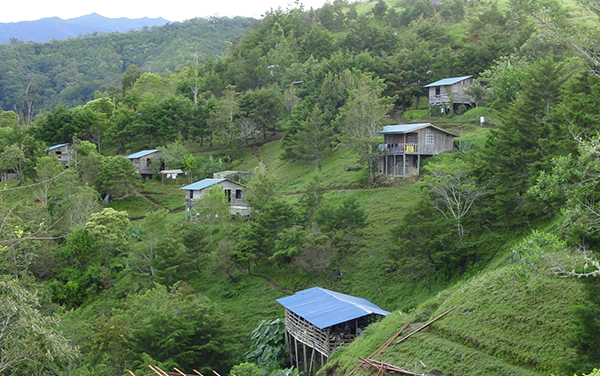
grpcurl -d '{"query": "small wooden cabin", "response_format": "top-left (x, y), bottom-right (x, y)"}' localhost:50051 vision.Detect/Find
top-left (126, 149), bottom-right (161, 178)
top-left (45, 143), bottom-right (73, 166)
top-left (424, 75), bottom-right (475, 113)
top-left (378, 123), bottom-right (458, 176)
top-left (277, 287), bottom-right (390, 375)
top-left (180, 178), bottom-right (249, 219)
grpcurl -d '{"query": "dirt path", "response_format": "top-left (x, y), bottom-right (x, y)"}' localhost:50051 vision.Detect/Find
top-left (254, 274), bottom-right (294, 295)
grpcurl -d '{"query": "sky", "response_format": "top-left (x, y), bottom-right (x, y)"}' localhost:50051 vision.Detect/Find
top-left (0, 0), bottom-right (330, 23)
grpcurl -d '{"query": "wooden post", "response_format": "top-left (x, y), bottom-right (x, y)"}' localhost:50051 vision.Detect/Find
top-left (286, 332), bottom-right (293, 366)
top-left (295, 337), bottom-right (299, 370)
top-left (303, 342), bottom-right (308, 373)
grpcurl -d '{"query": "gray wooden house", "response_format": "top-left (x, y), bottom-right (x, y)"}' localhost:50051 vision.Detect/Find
top-left (277, 287), bottom-right (390, 375)
top-left (378, 123), bottom-right (459, 176)
top-left (45, 143), bottom-right (73, 167)
top-left (126, 149), bottom-right (161, 179)
top-left (180, 178), bottom-right (249, 219)
top-left (424, 75), bottom-right (475, 113)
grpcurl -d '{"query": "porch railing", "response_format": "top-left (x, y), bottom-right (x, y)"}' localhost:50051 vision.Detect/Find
top-left (379, 143), bottom-right (419, 154)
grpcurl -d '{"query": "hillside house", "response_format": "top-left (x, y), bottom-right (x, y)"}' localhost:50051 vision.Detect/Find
top-left (45, 143), bottom-right (73, 166)
top-left (378, 123), bottom-right (459, 176)
top-left (126, 149), bottom-right (161, 178)
top-left (277, 287), bottom-right (390, 375)
top-left (180, 178), bottom-right (249, 219)
top-left (424, 75), bottom-right (475, 113)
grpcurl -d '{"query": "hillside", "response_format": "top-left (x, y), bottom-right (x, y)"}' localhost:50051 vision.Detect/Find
top-left (0, 13), bottom-right (170, 43)
top-left (0, 15), bottom-right (254, 113)
top-left (1, 0), bottom-right (600, 375)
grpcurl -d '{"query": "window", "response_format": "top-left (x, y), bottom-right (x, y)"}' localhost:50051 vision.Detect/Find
top-left (435, 86), bottom-right (441, 95)
top-left (425, 133), bottom-right (435, 145)
top-left (407, 134), bottom-right (416, 144)
top-left (235, 189), bottom-right (242, 199)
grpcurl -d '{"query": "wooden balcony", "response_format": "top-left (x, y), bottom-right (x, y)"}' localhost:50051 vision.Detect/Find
top-left (379, 143), bottom-right (419, 154)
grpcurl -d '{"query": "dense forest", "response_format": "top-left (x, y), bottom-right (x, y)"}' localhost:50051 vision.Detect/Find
top-left (0, 15), bottom-right (254, 114)
top-left (2, 0), bottom-right (600, 375)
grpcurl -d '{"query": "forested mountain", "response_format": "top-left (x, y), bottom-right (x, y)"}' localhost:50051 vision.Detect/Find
top-left (0, 16), bottom-right (254, 114)
top-left (2, 0), bottom-right (600, 375)
top-left (0, 13), bottom-right (170, 44)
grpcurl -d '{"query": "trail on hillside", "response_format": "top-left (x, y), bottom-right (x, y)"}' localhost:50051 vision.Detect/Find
top-left (253, 274), bottom-right (294, 295)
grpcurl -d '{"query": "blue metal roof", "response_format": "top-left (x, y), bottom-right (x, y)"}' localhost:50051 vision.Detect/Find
top-left (126, 149), bottom-right (159, 159)
top-left (276, 287), bottom-right (390, 329)
top-left (44, 143), bottom-right (70, 152)
top-left (378, 123), bottom-right (459, 137)
top-left (424, 75), bottom-right (472, 88)
top-left (378, 124), bottom-right (432, 134)
top-left (180, 178), bottom-right (226, 191)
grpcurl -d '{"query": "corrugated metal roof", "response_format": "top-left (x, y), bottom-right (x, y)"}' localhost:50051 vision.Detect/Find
top-left (276, 287), bottom-right (390, 329)
top-left (378, 124), bottom-right (432, 134)
top-left (44, 143), bottom-right (70, 152)
top-left (180, 178), bottom-right (226, 191)
top-left (378, 123), bottom-right (459, 137)
top-left (126, 149), bottom-right (159, 159)
top-left (424, 75), bottom-right (472, 88)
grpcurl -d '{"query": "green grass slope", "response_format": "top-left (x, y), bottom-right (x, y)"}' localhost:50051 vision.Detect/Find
top-left (325, 267), bottom-right (586, 376)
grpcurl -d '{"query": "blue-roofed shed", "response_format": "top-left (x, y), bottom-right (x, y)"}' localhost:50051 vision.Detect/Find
top-left (180, 178), bottom-right (248, 219)
top-left (125, 149), bottom-right (161, 177)
top-left (277, 287), bottom-right (389, 372)
top-left (424, 75), bottom-right (475, 113)
top-left (45, 143), bottom-right (72, 166)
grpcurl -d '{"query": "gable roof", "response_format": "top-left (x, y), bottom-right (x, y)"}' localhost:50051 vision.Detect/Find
top-left (180, 178), bottom-right (245, 191)
top-left (126, 149), bottom-right (159, 159)
top-left (378, 123), bottom-right (459, 137)
top-left (45, 143), bottom-right (70, 152)
top-left (276, 287), bottom-right (390, 329)
top-left (424, 75), bottom-right (473, 88)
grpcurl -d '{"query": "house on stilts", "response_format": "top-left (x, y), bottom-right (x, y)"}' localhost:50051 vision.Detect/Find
top-left (378, 123), bottom-right (459, 177)
top-left (276, 287), bottom-right (390, 375)
top-left (424, 75), bottom-right (475, 114)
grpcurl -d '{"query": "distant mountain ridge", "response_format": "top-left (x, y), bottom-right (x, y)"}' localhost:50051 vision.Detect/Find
top-left (0, 13), bottom-right (170, 43)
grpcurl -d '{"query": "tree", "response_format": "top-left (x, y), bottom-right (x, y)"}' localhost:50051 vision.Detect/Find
top-left (33, 155), bottom-right (64, 205)
top-left (0, 280), bottom-right (79, 374)
top-left (119, 283), bottom-right (229, 373)
top-left (1, 143), bottom-right (28, 179)
top-left (208, 86), bottom-right (240, 147)
top-left (373, 0), bottom-right (389, 18)
top-left (239, 86), bottom-right (285, 140)
top-left (292, 104), bottom-right (333, 170)
top-left (192, 186), bottom-right (230, 222)
top-left (422, 160), bottom-right (486, 243)
top-left (513, 0), bottom-right (600, 77)
top-left (122, 65), bottom-right (144, 92)
top-left (158, 141), bottom-right (189, 169)
top-left (84, 208), bottom-right (130, 244)
top-left (129, 208), bottom-right (171, 279)
top-left (337, 75), bottom-right (393, 177)
top-left (99, 156), bottom-right (141, 200)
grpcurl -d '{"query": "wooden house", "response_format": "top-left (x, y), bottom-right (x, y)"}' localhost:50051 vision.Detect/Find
top-left (126, 149), bottom-right (161, 179)
top-left (424, 75), bottom-right (475, 113)
top-left (180, 178), bottom-right (249, 219)
top-left (277, 287), bottom-right (390, 375)
top-left (45, 143), bottom-right (73, 166)
top-left (378, 123), bottom-right (459, 176)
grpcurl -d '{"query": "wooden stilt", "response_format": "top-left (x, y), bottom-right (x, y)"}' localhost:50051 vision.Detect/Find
top-left (303, 342), bottom-right (308, 373)
top-left (295, 336), bottom-right (299, 369)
